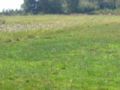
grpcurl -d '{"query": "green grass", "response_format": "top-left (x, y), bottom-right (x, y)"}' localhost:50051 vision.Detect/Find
top-left (0, 15), bottom-right (120, 90)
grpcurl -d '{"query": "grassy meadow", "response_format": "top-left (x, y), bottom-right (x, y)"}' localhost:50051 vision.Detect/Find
top-left (0, 15), bottom-right (120, 90)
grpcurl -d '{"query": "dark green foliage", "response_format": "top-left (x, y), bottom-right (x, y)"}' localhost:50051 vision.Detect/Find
top-left (22, 0), bottom-right (39, 14)
top-left (21, 0), bottom-right (120, 14)
top-left (40, 0), bottom-right (63, 13)
top-left (66, 0), bottom-right (80, 13)
top-left (1, 0), bottom-right (120, 15)
top-left (98, 0), bottom-right (116, 9)
top-left (22, 0), bottom-right (63, 14)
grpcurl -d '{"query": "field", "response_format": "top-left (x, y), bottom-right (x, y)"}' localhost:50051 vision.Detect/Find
top-left (0, 15), bottom-right (120, 90)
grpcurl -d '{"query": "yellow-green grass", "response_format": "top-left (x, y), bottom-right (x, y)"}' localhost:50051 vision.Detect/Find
top-left (0, 15), bottom-right (120, 90)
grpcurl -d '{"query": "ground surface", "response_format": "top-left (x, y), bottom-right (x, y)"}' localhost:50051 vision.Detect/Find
top-left (0, 15), bottom-right (120, 90)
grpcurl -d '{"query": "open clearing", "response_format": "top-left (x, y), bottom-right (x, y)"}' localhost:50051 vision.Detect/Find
top-left (0, 15), bottom-right (120, 90)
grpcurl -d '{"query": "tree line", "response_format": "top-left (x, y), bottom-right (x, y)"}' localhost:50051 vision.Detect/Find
top-left (1, 0), bottom-right (120, 15)
top-left (22, 0), bottom-right (120, 14)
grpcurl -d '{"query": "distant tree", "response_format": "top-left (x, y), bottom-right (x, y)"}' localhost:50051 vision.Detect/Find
top-left (66, 0), bottom-right (79, 13)
top-left (22, 0), bottom-right (39, 14)
top-left (98, 0), bottom-right (117, 9)
top-left (40, 0), bottom-right (63, 13)
top-left (47, 0), bottom-right (63, 13)
top-left (0, 9), bottom-right (23, 16)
